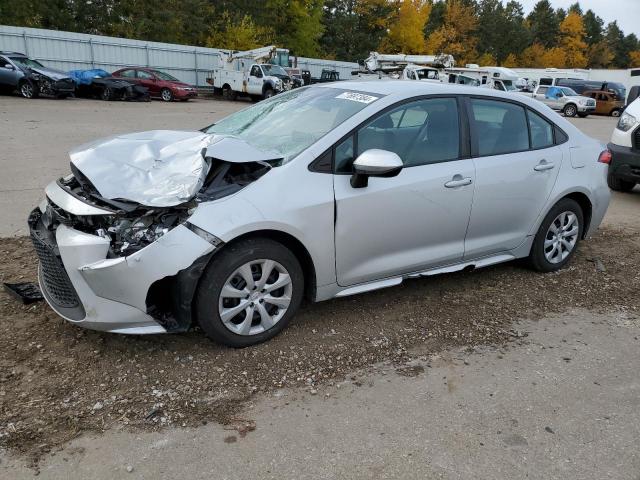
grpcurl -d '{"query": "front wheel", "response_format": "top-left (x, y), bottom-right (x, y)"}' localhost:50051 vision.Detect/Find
top-left (195, 238), bottom-right (304, 347)
top-left (160, 88), bottom-right (173, 102)
top-left (19, 80), bottom-right (38, 99)
top-left (563, 104), bottom-right (577, 117)
top-left (263, 88), bottom-right (275, 99)
top-left (611, 109), bottom-right (622, 117)
top-left (528, 198), bottom-right (583, 272)
top-left (101, 87), bottom-right (113, 101)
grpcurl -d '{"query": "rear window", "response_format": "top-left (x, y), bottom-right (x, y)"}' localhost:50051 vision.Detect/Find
top-left (470, 99), bottom-right (529, 156)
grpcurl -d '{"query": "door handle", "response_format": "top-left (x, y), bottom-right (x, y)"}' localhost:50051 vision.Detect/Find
top-left (444, 176), bottom-right (473, 188)
top-left (534, 160), bottom-right (555, 171)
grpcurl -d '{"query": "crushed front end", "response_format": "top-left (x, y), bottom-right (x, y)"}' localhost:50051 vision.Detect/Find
top-left (28, 177), bottom-right (219, 334)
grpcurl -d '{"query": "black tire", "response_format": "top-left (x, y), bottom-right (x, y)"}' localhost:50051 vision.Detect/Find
top-left (611, 109), bottom-right (622, 118)
top-left (101, 87), bottom-right (112, 101)
top-left (195, 238), bottom-right (304, 348)
top-left (563, 104), bottom-right (577, 117)
top-left (528, 198), bottom-right (583, 272)
top-left (263, 88), bottom-right (275, 100)
top-left (222, 84), bottom-right (236, 101)
top-left (19, 80), bottom-right (38, 99)
top-left (160, 88), bottom-right (174, 102)
top-left (607, 172), bottom-right (636, 192)
top-left (577, 112), bottom-right (588, 118)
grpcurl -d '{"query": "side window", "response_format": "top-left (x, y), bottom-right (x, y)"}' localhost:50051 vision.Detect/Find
top-left (0, 56), bottom-right (9, 66)
top-left (527, 110), bottom-right (554, 149)
top-left (470, 99), bottom-right (529, 156)
top-left (119, 69), bottom-right (135, 78)
top-left (538, 86), bottom-right (548, 95)
top-left (137, 70), bottom-right (153, 79)
top-left (350, 97), bottom-right (459, 170)
top-left (250, 65), bottom-right (262, 77)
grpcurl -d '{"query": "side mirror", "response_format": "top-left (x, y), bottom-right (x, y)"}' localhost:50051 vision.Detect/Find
top-left (351, 149), bottom-right (403, 188)
top-left (2, 63), bottom-right (14, 70)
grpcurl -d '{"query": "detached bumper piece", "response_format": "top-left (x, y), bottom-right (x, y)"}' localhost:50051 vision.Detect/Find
top-left (29, 209), bottom-right (85, 320)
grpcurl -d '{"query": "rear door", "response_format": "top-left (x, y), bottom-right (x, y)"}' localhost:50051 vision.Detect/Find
top-left (464, 98), bottom-right (562, 258)
top-left (334, 96), bottom-right (475, 286)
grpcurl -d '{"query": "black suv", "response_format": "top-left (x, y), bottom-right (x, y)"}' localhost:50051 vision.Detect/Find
top-left (0, 51), bottom-right (75, 99)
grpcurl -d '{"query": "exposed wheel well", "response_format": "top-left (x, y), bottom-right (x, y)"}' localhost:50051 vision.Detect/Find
top-left (222, 230), bottom-right (317, 300)
top-left (562, 192), bottom-right (592, 238)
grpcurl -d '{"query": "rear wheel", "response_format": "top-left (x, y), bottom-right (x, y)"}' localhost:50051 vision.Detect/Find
top-left (195, 238), bottom-right (304, 347)
top-left (222, 84), bottom-right (236, 101)
top-left (19, 80), bottom-right (38, 99)
top-left (528, 198), bottom-right (583, 272)
top-left (611, 109), bottom-right (622, 117)
top-left (563, 104), bottom-right (577, 117)
top-left (101, 87), bottom-right (113, 101)
top-left (607, 172), bottom-right (636, 192)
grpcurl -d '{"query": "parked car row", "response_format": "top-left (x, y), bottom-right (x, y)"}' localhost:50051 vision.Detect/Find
top-left (0, 50), bottom-right (197, 102)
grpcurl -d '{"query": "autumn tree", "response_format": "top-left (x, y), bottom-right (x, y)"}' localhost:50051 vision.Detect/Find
top-left (518, 43), bottom-right (546, 67)
top-left (206, 13), bottom-right (272, 51)
top-left (380, 0), bottom-right (432, 54)
top-left (630, 51), bottom-right (640, 67)
top-left (426, 0), bottom-right (478, 65)
top-left (559, 12), bottom-right (587, 68)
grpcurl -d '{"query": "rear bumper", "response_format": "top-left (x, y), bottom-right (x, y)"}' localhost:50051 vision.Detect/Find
top-left (607, 142), bottom-right (640, 183)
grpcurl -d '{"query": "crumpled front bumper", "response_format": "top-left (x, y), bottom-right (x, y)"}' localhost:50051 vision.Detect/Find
top-left (29, 206), bottom-right (217, 334)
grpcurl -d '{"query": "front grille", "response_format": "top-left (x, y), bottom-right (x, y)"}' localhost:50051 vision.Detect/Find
top-left (633, 127), bottom-right (640, 151)
top-left (28, 210), bottom-right (81, 309)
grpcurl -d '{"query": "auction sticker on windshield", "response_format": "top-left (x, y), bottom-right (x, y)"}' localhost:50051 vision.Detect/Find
top-left (335, 92), bottom-right (379, 104)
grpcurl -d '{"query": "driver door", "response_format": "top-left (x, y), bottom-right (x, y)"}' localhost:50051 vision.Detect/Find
top-left (247, 65), bottom-right (263, 95)
top-left (333, 97), bottom-right (475, 286)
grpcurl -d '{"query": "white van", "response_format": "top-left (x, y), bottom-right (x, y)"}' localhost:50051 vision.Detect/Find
top-left (608, 97), bottom-right (640, 191)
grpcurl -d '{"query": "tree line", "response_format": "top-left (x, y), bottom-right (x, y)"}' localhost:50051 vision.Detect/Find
top-left (2, 0), bottom-right (639, 69)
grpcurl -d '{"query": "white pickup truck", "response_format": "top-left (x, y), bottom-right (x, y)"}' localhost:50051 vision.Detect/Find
top-left (209, 63), bottom-right (292, 101)
top-left (522, 85), bottom-right (596, 117)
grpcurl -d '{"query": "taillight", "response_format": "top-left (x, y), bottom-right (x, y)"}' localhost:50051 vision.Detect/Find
top-left (598, 150), bottom-right (612, 164)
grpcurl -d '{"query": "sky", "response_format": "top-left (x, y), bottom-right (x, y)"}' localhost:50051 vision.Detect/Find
top-left (515, 0), bottom-right (640, 38)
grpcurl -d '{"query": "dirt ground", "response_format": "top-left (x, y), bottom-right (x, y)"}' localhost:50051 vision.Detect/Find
top-left (1, 96), bottom-right (640, 474)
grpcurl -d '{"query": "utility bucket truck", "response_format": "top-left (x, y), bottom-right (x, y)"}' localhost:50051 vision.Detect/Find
top-left (207, 46), bottom-right (294, 101)
top-left (444, 65), bottom-right (521, 91)
top-left (352, 52), bottom-right (455, 81)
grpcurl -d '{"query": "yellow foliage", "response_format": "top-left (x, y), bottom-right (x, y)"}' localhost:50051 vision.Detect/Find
top-left (380, 0), bottom-right (431, 54)
top-left (518, 43), bottom-right (546, 67)
top-left (630, 50), bottom-right (640, 67)
top-left (476, 52), bottom-right (496, 66)
top-left (502, 53), bottom-right (518, 67)
top-left (206, 13), bottom-right (273, 51)
top-left (560, 12), bottom-right (587, 68)
top-left (587, 41), bottom-right (614, 68)
top-left (425, 0), bottom-right (478, 65)
top-left (541, 47), bottom-right (567, 68)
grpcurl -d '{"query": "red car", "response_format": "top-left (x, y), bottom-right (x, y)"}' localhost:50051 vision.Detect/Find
top-left (111, 67), bottom-right (197, 101)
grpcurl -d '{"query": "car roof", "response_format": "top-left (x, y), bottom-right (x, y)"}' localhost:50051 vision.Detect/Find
top-left (0, 51), bottom-right (26, 57)
top-left (317, 80), bottom-right (520, 101)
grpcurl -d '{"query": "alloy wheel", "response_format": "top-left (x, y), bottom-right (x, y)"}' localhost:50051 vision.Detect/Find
top-left (218, 259), bottom-right (292, 336)
top-left (544, 211), bottom-right (579, 264)
top-left (161, 89), bottom-right (172, 101)
top-left (21, 83), bottom-right (34, 98)
top-left (564, 105), bottom-right (577, 117)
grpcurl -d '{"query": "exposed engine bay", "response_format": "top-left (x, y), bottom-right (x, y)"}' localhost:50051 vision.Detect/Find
top-left (45, 158), bottom-right (271, 256)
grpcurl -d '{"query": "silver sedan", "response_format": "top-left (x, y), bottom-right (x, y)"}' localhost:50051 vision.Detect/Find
top-left (29, 81), bottom-right (611, 346)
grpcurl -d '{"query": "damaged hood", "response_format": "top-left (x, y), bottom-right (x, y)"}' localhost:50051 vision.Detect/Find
top-left (29, 67), bottom-right (72, 81)
top-left (69, 130), bottom-right (282, 207)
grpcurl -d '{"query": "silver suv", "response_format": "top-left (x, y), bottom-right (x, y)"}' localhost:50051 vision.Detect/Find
top-left (30, 82), bottom-right (611, 346)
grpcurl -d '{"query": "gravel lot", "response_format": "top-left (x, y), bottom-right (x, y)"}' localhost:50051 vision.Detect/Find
top-left (1, 94), bottom-right (640, 478)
